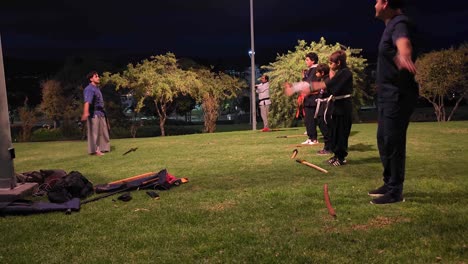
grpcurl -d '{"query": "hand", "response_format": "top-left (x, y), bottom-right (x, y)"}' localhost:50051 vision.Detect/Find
top-left (394, 54), bottom-right (417, 75)
top-left (284, 82), bottom-right (293, 96)
top-left (81, 113), bottom-right (89, 121)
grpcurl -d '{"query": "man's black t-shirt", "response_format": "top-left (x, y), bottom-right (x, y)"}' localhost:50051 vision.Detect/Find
top-left (377, 14), bottom-right (418, 102)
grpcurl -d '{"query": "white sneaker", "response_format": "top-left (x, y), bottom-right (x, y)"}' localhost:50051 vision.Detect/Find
top-left (303, 131), bottom-right (308, 135)
top-left (301, 139), bottom-right (319, 145)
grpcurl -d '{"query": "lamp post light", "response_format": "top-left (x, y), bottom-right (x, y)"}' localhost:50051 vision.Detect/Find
top-left (249, 0), bottom-right (257, 130)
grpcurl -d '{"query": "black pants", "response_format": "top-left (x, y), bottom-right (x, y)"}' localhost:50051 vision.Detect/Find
top-left (377, 94), bottom-right (417, 195)
top-left (330, 114), bottom-right (352, 160)
top-left (317, 114), bottom-right (331, 151)
top-left (304, 106), bottom-right (317, 140)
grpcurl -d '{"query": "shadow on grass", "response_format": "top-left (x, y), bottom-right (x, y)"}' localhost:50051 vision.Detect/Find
top-left (276, 135), bottom-right (307, 138)
top-left (349, 143), bottom-right (376, 152)
top-left (349, 157), bottom-right (381, 165)
top-left (404, 191), bottom-right (468, 205)
top-left (277, 128), bottom-right (300, 131)
top-left (260, 129), bottom-right (291, 132)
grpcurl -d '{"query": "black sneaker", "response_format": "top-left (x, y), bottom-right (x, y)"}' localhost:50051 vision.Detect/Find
top-left (370, 193), bottom-right (405, 204)
top-left (326, 156), bottom-right (337, 164)
top-left (330, 158), bottom-right (347, 166)
top-left (368, 185), bottom-right (389, 197)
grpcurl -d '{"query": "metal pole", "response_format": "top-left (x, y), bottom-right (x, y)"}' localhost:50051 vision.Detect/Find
top-left (0, 34), bottom-right (16, 189)
top-left (249, 0), bottom-right (257, 130)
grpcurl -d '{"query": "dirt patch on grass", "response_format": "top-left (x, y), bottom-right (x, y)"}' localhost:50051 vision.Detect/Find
top-left (202, 200), bottom-right (237, 212)
top-left (351, 216), bottom-right (411, 231)
top-left (323, 215), bottom-right (411, 233)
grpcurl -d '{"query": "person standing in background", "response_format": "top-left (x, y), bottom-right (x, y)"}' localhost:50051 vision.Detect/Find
top-left (256, 74), bottom-right (271, 132)
top-left (81, 71), bottom-right (110, 156)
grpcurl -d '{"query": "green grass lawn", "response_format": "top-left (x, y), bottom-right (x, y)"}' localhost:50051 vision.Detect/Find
top-left (1, 121), bottom-right (467, 263)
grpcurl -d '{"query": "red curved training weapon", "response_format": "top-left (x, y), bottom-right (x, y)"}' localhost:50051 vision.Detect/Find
top-left (323, 184), bottom-right (337, 219)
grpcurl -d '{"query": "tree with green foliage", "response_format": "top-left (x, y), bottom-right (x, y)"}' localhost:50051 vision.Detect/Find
top-left (415, 44), bottom-right (468, 122)
top-left (39, 80), bottom-right (66, 129)
top-left (262, 38), bottom-right (367, 127)
top-left (102, 53), bottom-right (199, 136)
top-left (190, 68), bottom-right (246, 133)
top-left (39, 56), bottom-right (114, 137)
top-left (17, 98), bottom-right (38, 142)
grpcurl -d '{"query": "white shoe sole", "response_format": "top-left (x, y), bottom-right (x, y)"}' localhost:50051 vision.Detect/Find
top-left (367, 193), bottom-right (385, 197)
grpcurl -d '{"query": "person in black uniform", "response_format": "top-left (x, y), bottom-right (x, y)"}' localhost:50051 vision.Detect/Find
top-left (301, 52), bottom-right (320, 145)
top-left (285, 50), bottom-right (353, 166)
top-left (368, 0), bottom-right (419, 204)
top-left (314, 63), bottom-right (332, 155)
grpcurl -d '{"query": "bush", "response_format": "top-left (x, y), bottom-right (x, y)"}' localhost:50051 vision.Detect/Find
top-left (10, 125), bottom-right (22, 142)
top-left (31, 128), bottom-right (64, 142)
top-left (131, 125), bottom-right (202, 137)
top-left (110, 126), bottom-right (131, 139)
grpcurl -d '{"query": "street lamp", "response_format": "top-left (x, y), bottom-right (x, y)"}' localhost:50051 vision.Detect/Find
top-left (249, 0), bottom-right (257, 130)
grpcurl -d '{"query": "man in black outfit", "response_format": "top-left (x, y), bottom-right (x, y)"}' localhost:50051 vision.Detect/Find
top-left (368, 0), bottom-right (419, 204)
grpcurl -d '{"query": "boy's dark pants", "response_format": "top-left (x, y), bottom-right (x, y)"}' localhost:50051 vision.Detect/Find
top-left (330, 114), bottom-right (352, 160)
top-left (317, 114), bottom-right (331, 151)
top-left (377, 94), bottom-right (417, 195)
top-left (304, 106), bottom-right (317, 140)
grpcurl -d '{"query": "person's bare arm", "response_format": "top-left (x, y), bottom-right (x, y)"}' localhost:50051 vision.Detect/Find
top-left (310, 81), bottom-right (326, 92)
top-left (394, 37), bottom-right (416, 74)
top-left (284, 81), bottom-right (325, 96)
top-left (81, 102), bottom-right (90, 121)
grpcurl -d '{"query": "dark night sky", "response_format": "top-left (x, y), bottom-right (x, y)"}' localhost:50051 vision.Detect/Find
top-left (1, 0), bottom-right (467, 70)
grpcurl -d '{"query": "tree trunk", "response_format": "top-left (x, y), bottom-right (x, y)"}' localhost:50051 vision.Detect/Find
top-left (159, 117), bottom-right (166, 136)
top-left (426, 95), bottom-right (445, 122)
top-left (439, 95), bottom-right (446, 122)
top-left (154, 99), bottom-right (167, 136)
top-left (202, 95), bottom-right (219, 133)
top-left (429, 101), bottom-right (441, 122)
top-left (447, 91), bottom-right (467, 121)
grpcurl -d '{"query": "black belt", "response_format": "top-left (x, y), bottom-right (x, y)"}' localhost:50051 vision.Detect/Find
top-left (259, 97), bottom-right (270, 102)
